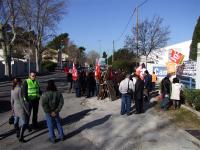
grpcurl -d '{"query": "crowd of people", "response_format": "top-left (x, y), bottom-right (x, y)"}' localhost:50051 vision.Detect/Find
top-left (10, 63), bottom-right (183, 144)
top-left (11, 72), bottom-right (64, 143)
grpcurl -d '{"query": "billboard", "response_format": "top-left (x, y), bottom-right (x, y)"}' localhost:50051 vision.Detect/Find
top-left (153, 66), bottom-right (167, 77)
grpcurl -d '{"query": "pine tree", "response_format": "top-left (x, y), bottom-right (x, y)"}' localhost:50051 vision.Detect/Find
top-left (189, 16), bottom-right (200, 60)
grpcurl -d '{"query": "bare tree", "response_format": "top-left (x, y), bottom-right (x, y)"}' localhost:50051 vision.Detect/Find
top-left (125, 16), bottom-right (170, 62)
top-left (86, 50), bottom-right (100, 66)
top-left (0, 0), bottom-right (19, 77)
top-left (19, 0), bottom-right (68, 72)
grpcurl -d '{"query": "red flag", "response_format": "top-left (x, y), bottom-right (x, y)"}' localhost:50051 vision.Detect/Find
top-left (170, 49), bottom-right (184, 64)
top-left (95, 59), bottom-right (101, 79)
top-left (136, 66), bottom-right (145, 80)
top-left (72, 63), bottom-right (78, 81)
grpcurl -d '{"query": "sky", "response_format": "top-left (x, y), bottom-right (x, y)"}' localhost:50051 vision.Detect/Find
top-left (57, 0), bottom-right (200, 56)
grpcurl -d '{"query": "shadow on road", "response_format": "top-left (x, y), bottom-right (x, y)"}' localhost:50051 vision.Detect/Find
top-left (0, 129), bottom-right (16, 140)
top-left (64, 114), bottom-right (111, 140)
top-left (0, 100), bottom-right (11, 113)
top-left (24, 108), bottom-right (97, 142)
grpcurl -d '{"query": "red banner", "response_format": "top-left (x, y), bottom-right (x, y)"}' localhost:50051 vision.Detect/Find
top-left (95, 59), bottom-right (101, 79)
top-left (170, 49), bottom-right (184, 64)
top-left (72, 63), bottom-right (78, 81)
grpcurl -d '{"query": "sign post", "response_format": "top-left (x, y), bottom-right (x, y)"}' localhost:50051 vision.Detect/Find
top-left (196, 43), bottom-right (200, 89)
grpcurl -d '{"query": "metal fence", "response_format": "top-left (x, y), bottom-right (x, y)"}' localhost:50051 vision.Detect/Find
top-left (177, 75), bottom-right (196, 89)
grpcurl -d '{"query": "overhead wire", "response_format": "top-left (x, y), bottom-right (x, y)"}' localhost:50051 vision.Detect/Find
top-left (115, 0), bottom-right (149, 42)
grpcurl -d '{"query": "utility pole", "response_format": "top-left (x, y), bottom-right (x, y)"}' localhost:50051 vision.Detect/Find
top-left (136, 6), bottom-right (139, 56)
top-left (98, 40), bottom-right (101, 57)
top-left (112, 40), bottom-right (115, 63)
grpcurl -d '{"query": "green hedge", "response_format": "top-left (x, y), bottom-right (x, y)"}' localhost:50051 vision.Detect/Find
top-left (42, 61), bottom-right (57, 72)
top-left (112, 60), bottom-right (137, 73)
top-left (183, 89), bottom-right (200, 111)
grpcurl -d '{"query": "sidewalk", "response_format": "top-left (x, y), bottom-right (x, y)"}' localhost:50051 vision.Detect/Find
top-left (78, 97), bottom-right (200, 150)
top-left (1, 90), bottom-right (200, 149)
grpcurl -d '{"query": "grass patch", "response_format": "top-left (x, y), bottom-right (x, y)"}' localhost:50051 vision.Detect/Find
top-left (155, 103), bottom-right (200, 129)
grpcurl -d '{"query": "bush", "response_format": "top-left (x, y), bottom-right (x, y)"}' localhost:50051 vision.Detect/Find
top-left (112, 60), bottom-right (137, 73)
top-left (42, 61), bottom-right (57, 72)
top-left (194, 95), bottom-right (200, 111)
top-left (183, 89), bottom-right (200, 111)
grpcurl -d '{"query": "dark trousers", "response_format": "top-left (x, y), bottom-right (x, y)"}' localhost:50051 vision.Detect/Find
top-left (135, 99), bottom-right (143, 113)
top-left (152, 82), bottom-right (156, 90)
top-left (28, 100), bottom-right (39, 127)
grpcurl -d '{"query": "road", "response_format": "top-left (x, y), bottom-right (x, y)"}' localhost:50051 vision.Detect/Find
top-left (0, 72), bottom-right (200, 150)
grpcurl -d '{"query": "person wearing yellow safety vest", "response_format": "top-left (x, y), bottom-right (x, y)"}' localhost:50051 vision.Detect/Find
top-left (23, 72), bottom-right (42, 130)
top-left (151, 71), bottom-right (157, 91)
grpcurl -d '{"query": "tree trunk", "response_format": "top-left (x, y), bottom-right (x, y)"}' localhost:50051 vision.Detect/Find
top-left (0, 25), bottom-right (12, 78)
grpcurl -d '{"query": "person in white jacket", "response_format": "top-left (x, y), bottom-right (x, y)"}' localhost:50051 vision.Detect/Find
top-left (119, 74), bottom-right (135, 115)
top-left (170, 77), bottom-right (183, 109)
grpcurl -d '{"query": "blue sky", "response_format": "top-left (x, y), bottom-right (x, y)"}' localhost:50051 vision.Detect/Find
top-left (57, 0), bottom-right (200, 56)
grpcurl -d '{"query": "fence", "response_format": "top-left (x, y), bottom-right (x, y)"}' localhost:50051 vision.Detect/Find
top-left (177, 75), bottom-right (196, 89)
top-left (0, 60), bottom-right (36, 79)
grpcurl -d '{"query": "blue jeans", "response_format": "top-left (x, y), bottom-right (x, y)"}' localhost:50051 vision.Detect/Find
top-left (14, 116), bottom-right (27, 127)
top-left (121, 94), bottom-right (131, 114)
top-left (45, 113), bottom-right (64, 141)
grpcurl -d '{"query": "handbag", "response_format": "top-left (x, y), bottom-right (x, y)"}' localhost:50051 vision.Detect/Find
top-left (9, 115), bottom-right (14, 125)
top-left (127, 80), bottom-right (133, 95)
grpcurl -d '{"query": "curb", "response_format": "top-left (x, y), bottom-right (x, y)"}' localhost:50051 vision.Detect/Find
top-left (181, 105), bottom-right (200, 118)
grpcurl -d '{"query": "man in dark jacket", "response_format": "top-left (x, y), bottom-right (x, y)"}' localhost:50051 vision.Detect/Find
top-left (144, 70), bottom-right (152, 102)
top-left (134, 74), bottom-right (144, 114)
top-left (160, 74), bottom-right (171, 110)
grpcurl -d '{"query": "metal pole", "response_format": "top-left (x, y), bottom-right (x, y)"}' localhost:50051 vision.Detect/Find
top-left (61, 48), bottom-right (63, 69)
top-left (112, 40), bottom-right (115, 63)
top-left (195, 42), bottom-right (200, 89)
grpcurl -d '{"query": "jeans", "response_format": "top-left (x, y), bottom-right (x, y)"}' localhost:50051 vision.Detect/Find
top-left (121, 94), bottom-right (131, 115)
top-left (14, 116), bottom-right (27, 127)
top-left (45, 113), bottom-right (64, 141)
top-left (76, 88), bottom-right (81, 97)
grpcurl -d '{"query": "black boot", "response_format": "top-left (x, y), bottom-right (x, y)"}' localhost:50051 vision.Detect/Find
top-left (19, 125), bottom-right (26, 143)
top-left (14, 124), bottom-right (20, 138)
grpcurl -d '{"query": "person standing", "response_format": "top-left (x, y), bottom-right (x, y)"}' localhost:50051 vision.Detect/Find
top-left (171, 77), bottom-right (183, 109)
top-left (160, 74), bottom-right (171, 111)
top-left (41, 80), bottom-right (64, 143)
top-left (119, 74), bottom-right (134, 116)
top-left (67, 69), bottom-right (73, 93)
top-left (23, 72), bottom-right (41, 129)
top-left (151, 71), bottom-right (157, 91)
top-left (134, 74), bottom-right (144, 114)
top-left (144, 70), bottom-right (152, 102)
top-left (11, 78), bottom-right (29, 142)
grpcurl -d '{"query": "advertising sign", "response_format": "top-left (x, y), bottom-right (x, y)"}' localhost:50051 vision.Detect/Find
top-left (153, 66), bottom-right (167, 77)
